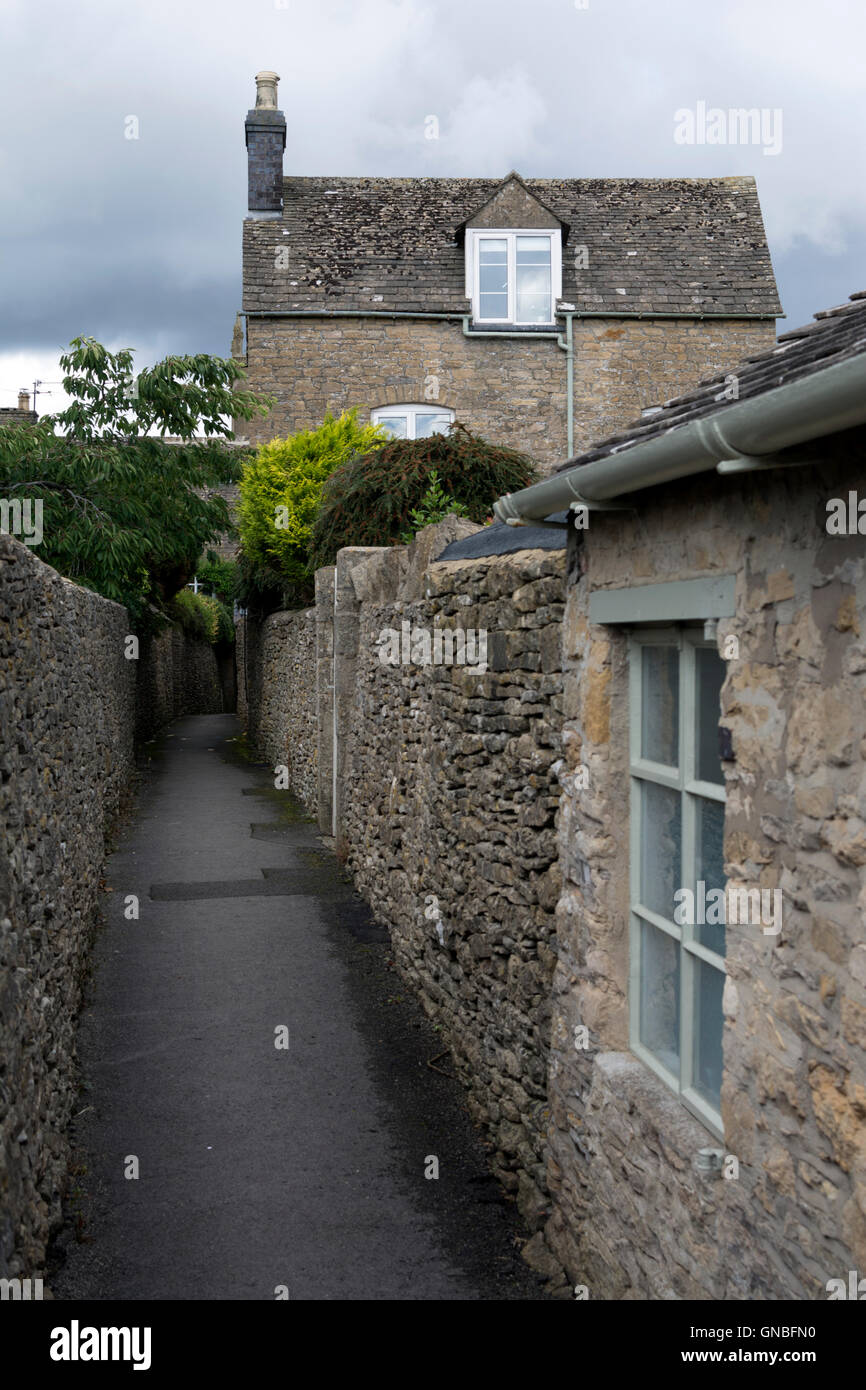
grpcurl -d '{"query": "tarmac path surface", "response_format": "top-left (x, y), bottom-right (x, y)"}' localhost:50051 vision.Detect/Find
top-left (52, 713), bottom-right (545, 1301)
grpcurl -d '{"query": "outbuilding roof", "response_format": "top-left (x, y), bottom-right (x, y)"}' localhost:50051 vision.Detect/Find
top-left (243, 174), bottom-right (781, 318)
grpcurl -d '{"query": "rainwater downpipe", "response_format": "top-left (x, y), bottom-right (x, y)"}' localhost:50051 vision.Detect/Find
top-left (558, 312), bottom-right (575, 458)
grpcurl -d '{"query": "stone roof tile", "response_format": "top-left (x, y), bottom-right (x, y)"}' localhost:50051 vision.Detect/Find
top-left (243, 174), bottom-right (781, 318)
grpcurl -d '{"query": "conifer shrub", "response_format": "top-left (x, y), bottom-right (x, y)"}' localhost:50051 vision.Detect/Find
top-left (310, 424), bottom-right (535, 568)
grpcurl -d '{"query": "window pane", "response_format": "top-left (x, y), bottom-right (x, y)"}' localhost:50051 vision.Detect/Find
top-left (641, 646), bottom-right (679, 766)
top-left (694, 795), bottom-right (726, 956)
top-left (639, 780), bottom-right (681, 919)
top-left (375, 415), bottom-right (407, 438)
top-left (479, 262), bottom-right (508, 291)
top-left (479, 293), bottom-right (508, 318)
top-left (516, 239), bottom-right (551, 321)
top-left (692, 958), bottom-right (724, 1109)
top-left (415, 413), bottom-right (451, 438)
top-left (639, 920), bottom-right (680, 1076)
top-left (478, 239), bottom-right (508, 319)
top-left (515, 289), bottom-right (551, 322)
top-left (516, 236), bottom-right (551, 261)
top-left (695, 646), bottom-right (726, 784)
top-left (479, 238), bottom-right (507, 260)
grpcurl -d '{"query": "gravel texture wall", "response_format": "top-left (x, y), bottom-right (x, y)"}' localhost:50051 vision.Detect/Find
top-left (236, 608), bottom-right (318, 814)
top-left (341, 542), bottom-right (565, 1227)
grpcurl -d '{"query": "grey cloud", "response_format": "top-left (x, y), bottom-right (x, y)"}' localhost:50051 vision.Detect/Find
top-left (0, 0), bottom-right (863, 357)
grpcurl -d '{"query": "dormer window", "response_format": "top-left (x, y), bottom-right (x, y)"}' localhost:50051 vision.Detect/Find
top-left (465, 229), bottom-right (561, 326)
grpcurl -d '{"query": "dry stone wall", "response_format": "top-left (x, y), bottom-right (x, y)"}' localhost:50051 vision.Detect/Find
top-left (0, 534), bottom-right (230, 1279)
top-left (342, 544), bottom-right (565, 1222)
top-left (136, 627), bottom-right (229, 742)
top-left (237, 608), bottom-right (318, 814)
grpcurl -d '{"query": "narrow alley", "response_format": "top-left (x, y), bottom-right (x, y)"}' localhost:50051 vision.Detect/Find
top-left (52, 714), bottom-right (544, 1301)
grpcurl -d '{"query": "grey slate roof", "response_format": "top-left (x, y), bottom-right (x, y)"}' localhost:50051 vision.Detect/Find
top-left (243, 174), bottom-right (781, 318)
top-left (436, 514), bottom-right (568, 561)
top-left (554, 290), bottom-right (866, 475)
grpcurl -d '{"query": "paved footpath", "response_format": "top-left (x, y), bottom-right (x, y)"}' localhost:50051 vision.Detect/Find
top-left (53, 714), bottom-right (545, 1301)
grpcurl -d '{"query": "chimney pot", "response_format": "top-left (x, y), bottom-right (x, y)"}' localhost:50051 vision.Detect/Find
top-left (255, 71), bottom-right (280, 109)
top-left (18, 389), bottom-right (30, 411)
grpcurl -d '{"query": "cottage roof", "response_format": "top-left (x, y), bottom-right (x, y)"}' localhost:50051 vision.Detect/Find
top-left (243, 174), bottom-right (781, 317)
top-left (554, 290), bottom-right (866, 475)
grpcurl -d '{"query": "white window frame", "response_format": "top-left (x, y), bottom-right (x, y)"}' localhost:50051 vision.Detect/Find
top-left (464, 228), bottom-right (562, 326)
top-left (371, 403), bottom-right (455, 440)
top-left (628, 626), bottom-right (727, 1139)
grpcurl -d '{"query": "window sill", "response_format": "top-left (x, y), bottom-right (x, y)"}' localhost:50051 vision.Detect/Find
top-left (466, 322), bottom-right (560, 334)
top-left (592, 1051), bottom-right (724, 1153)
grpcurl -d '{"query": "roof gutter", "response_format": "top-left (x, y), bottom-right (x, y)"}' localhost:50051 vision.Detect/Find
top-left (243, 308), bottom-right (780, 321)
top-left (493, 352), bottom-right (866, 524)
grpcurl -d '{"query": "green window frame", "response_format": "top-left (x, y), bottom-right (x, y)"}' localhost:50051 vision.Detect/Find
top-left (628, 627), bottom-right (727, 1137)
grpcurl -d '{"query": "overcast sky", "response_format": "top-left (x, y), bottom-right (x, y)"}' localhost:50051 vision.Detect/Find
top-left (1, 0), bottom-right (863, 414)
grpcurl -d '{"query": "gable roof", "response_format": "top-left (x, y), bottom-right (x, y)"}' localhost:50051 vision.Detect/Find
top-left (553, 290), bottom-right (866, 475)
top-left (243, 174), bottom-right (781, 318)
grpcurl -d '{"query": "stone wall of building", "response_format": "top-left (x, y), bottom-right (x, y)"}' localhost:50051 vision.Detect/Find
top-left (545, 459), bottom-right (866, 1299)
top-left (0, 535), bottom-right (234, 1279)
top-left (243, 315), bottom-right (775, 472)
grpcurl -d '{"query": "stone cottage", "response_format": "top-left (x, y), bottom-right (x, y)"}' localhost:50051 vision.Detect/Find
top-left (493, 290), bottom-right (866, 1298)
top-left (237, 70), bottom-right (781, 473)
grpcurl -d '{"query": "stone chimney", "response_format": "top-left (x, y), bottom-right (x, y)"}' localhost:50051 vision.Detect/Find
top-left (18, 389), bottom-right (30, 411)
top-left (245, 70), bottom-right (286, 219)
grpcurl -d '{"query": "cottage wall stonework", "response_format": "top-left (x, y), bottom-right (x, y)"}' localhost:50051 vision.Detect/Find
top-left (546, 459), bottom-right (866, 1298)
top-left (242, 316), bottom-right (775, 471)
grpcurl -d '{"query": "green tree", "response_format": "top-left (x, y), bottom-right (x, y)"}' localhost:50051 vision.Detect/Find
top-left (196, 552), bottom-right (239, 608)
top-left (0, 336), bottom-right (272, 627)
top-left (237, 409), bottom-right (388, 605)
top-left (398, 470), bottom-right (469, 544)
